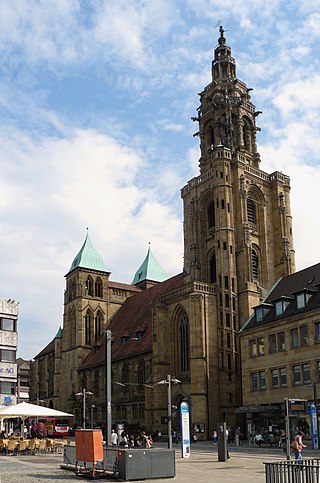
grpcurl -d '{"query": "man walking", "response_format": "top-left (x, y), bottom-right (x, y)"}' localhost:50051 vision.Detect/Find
top-left (111, 429), bottom-right (118, 447)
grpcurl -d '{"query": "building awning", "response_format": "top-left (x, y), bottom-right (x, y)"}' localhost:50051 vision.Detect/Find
top-left (236, 405), bottom-right (281, 414)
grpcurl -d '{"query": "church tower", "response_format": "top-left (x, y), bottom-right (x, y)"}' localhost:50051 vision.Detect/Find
top-left (59, 232), bottom-right (111, 410)
top-left (182, 26), bottom-right (295, 325)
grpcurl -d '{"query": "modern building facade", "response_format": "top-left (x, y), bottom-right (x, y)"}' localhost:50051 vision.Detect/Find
top-left (240, 263), bottom-right (320, 439)
top-left (31, 27), bottom-right (296, 438)
top-left (0, 299), bottom-right (19, 407)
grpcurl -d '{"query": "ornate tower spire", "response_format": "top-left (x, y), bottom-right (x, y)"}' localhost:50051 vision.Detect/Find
top-left (211, 26), bottom-right (236, 81)
top-left (193, 26), bottom-right (262, 174)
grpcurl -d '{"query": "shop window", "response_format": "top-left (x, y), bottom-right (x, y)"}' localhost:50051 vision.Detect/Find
top-left (280, 367), bottom-right (287, 386)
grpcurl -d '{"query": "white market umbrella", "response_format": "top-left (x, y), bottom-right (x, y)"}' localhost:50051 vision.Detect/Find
top-left (0, 401), bottom-right (73, 419)
top-left (0, 401), bottom-right (73, 437)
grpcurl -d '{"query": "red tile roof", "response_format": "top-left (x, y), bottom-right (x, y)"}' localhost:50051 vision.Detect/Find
top-left (79, 273), bottom-right (184, 370)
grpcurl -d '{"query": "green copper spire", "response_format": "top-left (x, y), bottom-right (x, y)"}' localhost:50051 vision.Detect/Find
top-left (132, 245), bottom-right (166, 285)
top-left (67, 231), bottom-right (110, 275)
top-left (55, 326), bottom-right (62, 338)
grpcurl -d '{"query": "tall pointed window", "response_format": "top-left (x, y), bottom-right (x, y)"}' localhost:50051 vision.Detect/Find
top-left (94, 370), bottom-right (99, 397)
top-left (252, 249), bottom-right (260, 281)
top-left (121, 364), bottom-right (129, 394)
top-left (95, 278), bottom-right (103, 298)
top-left (207, 201), bottom-right (215, 229)
top-left (179, 312), bottom-right (190, 373)
top-left (247, 197), bottom-right (256, 224)
top-left (210, 253), bottom-right (217, 283)
top-left (85, 276), bottom-right (93, 296)
top-left (137, 361), bottom-right (145, 391)
top-left (85, 310), bottom-right (91, 345)
top-left (95, 311), bottom-right (102, 342)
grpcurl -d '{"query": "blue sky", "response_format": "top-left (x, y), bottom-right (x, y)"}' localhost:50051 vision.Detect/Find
top-left (1, 0), bottom-right (320, 359)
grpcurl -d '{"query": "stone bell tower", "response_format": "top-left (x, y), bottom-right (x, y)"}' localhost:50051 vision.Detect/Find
top-left (182, 26), bottom-right (295, 327)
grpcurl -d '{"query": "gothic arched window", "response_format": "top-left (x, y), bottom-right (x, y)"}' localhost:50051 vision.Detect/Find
top-left (121, 365), bottom-right (129, 394)
top-left (179, 312), bottom-right (190, 373)
top-left (243, 117), bottom-right (252, 151)
top-left (95, 311), bottom-right (102, 342)
top-left (85, 276), bottom-right (93, 296)
top-left (94, 370), bottom-right (99, 397)
top-left (252, 248), bottom-right (260, 281)
top-left (207, 200), bottom-right (215, 229)
top-left (95, 278), bottom-right (103, 298)
top-left (210, 253), bottom-right (217, 283)
top-left (85, 310), bottom-right (92, 345)
top-left (210, 126), bottom-right (215, 146)
top-left (137, 361), bottom-right (145, 391)
top-left (247, 197), bottom-right (256, 224)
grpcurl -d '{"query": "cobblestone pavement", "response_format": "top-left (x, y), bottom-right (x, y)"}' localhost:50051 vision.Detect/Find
top-left (0, 443), bottom-right (319, 483)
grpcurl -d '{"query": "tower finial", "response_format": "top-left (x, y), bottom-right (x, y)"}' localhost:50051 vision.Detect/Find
top-left (219, 25), bottom-right (224, 38)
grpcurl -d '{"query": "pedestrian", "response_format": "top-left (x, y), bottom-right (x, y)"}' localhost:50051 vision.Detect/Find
top-left (279, 429), bottom-right (286, 454)
top-left (111, 429), bottom-right (118, 447)
top-left (119, 431), bottom-right (128, 447)
top-left (235, 427), bottom-right (242, 446)
top-left (141, 431), bottom-right (149, 448)
top-left (292, 431), bottom-right (306, 461)
top-left (213, 429), bottom-right (217, 445)
top-left (254, 431), bottom-right (264, 448)
top-left (226, 427), bottom-right (230, 459)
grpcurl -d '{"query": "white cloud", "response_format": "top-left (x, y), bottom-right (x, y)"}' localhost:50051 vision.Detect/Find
top-left (0, 126), bottom-right (182, 358)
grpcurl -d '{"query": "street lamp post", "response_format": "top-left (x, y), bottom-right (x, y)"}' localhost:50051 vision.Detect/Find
top-left (105, 330), bottom-right (112, 445)
top-left (311, 382), bottom-right (319, 448)
top-left (91, 405), bottom-right (96, 429)
top-left (75, 388), bottom-right (93, 429)
top-left (157, 374), bottom-right (181, 449)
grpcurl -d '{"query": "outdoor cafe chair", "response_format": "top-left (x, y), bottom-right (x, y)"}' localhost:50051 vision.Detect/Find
top-left (28, 438), bottom-right (39, 455)
top-left (17, 440), bottom-right (29, 455)
top-left (38, 439), bottom-right (47, 454)
top-left (0, 439), bottom-right (8, 454)
top-left (6, 439), bottom-right (18, 456)
top-left (46, 439), bottom-right (55, 453)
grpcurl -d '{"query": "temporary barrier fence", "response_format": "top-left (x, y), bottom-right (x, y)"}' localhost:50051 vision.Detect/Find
top-left (264, 459), bottom-right (320, 483)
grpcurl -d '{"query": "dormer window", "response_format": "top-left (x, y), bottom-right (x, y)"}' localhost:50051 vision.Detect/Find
top-left (120, 336), bottom-right (129, 345)
top-left (275, 298), bottom-right (291, 316)
top-left (256, 307), bottom-right (263, 322)
top-left (135, 330), bottom-right (145, 340)
top-left (295, 291), bottom-right (314, 310)
top-left (296, 293), bottom-right (305, 309)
